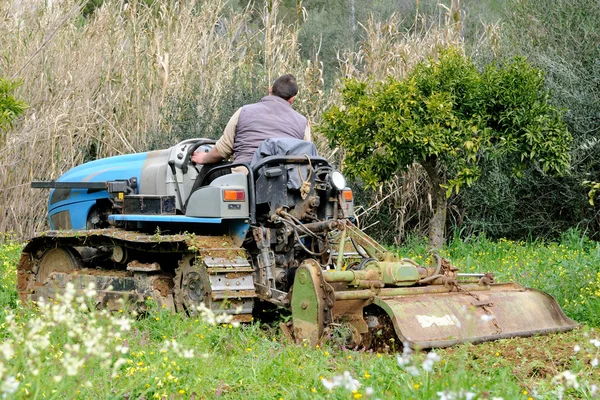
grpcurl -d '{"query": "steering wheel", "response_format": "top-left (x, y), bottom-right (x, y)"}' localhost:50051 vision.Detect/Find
top-left (181, 139), bottom-right (217, 174)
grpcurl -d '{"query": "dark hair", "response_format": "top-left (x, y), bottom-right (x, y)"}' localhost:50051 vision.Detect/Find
top-left (271, 74), bottom-right (298, 100)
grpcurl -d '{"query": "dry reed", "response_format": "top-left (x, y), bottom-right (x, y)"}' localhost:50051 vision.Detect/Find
top-left (0, 0), bottom-right (324, 240)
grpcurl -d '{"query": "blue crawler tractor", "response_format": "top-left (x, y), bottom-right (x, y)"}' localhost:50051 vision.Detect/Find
top-left (18, 138), bottom-right (578, 349)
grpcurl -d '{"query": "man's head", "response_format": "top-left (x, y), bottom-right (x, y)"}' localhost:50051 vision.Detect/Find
top-left (270, 74), bottom-right (298, 102)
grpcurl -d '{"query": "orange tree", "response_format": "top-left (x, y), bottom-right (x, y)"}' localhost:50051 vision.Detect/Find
top-left (318, 48), bottom-right (572, 249)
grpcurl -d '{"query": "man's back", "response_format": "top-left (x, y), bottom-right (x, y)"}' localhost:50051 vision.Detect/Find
top-left (191, 74), bottom-right (310, 166)
top-left (233, 95), bottom-right (307, 163)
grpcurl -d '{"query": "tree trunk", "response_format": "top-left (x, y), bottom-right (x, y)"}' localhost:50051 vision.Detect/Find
top-left (422, 157), bottom-right (447, 251)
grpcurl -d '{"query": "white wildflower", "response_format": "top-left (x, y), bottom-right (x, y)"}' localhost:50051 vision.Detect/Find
top-left (591, 384), bottom-right (598, 396)
top-left (1, 376), bottom-right (19, 398)
top-left (491, 397), bottom-right (504, 400)
top-left (437, 389), bottom-right (475, 400)
top-left (365, 387), bottom-right (374, 396)
top-left (0, 342), bottom-right (14, 360)
top-left (320, 371), bottom-right (361, 392)
top-left (397, 343), bottom-right (414, 367)
top-left (406, 366), bottom-right (420, 376)
top-left (591, 358), bottom-right (598, 367)
top-left (342, 371), bottom-right (361, 391)
top-left (396, 354), bottom-right (411, 367)
top-left (321, 377), bottom-right (335, 391)
top-left (113, 317), bottom-right (132, 332)
top-left (590, 339), bottom-right (600, 347)
top-left (53, 375), bottom-right (62, 383)
top-left (573, 345), bottom-right (581, 352)
top-left (464, 392), bottom-right (476, 400)
top-left (183, 349), bottom-right (194, 358)
top-left (437, 391), bottom-right (456, 400)
top-left (422, 351), bottom-right (441, 372)
top-left (85, 282), bottom-right (97, 298)
top-left (63, 353), bottom-right (85, 376)
top-left (552, 370), bottom-right (579, 390)
top-left (115, 344), bottom-right (129, 355)
top-left (402, 342), bottom-right (413, 357)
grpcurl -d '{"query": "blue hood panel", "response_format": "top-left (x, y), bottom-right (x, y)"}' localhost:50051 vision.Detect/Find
top-left (58, 152), bottom-right (148, 184)
top-left (48, 152), bottom-right (149, 221)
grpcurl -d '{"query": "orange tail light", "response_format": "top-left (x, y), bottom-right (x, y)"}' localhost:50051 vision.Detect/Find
top-left (223, 189), bottom-right (246, 201)
top-left (343, 189), bottom-right (353, 201)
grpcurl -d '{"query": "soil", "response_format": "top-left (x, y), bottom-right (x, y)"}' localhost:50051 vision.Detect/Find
top-left (441, 328), bottom-right (591, 386)
top-left (151, 275), bottom-right (174, 297)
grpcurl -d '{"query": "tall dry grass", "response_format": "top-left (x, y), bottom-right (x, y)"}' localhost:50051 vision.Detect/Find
top-left (0, 0), bottom-right (325, 239)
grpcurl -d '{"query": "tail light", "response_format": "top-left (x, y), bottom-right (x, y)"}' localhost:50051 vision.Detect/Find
top-left (223, 189), bottom-right (246, 201)
top-left (343, 189), bottom-right (353, 202)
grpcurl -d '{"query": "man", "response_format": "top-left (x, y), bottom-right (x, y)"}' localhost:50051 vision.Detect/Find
top-left (191, 74), bottom-right (311, 166)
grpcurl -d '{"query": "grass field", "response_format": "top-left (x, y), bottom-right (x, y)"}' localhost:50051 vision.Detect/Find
top-left (1, 232), bottom-right (599, 399)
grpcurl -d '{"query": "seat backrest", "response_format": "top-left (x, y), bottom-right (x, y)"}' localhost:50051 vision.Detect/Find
top-left (251, 138), bottom-right (319, 166)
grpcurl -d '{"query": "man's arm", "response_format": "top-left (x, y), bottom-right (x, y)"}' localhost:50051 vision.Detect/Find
top-left (191, 108), bottom-right (241, 164)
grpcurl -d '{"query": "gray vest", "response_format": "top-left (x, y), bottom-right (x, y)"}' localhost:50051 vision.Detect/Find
top-left (233, 95), bottom-right (307, 163)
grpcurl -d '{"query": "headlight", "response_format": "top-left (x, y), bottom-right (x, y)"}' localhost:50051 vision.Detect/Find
top-left (330, 171), bottom-right (347, 191)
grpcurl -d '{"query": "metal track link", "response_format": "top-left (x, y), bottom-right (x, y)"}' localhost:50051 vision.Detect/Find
top-left (174, 252), bottom-right (256, 322)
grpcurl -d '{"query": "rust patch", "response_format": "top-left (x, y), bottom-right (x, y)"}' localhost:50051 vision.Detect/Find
top-left (225, 272), bottom-right (249, 279)
top-left (127, 260), bottom-right (161, 272)
top-left (17, 252), bottom-right (34, 272)
top-left (232, 314), bottom-right (253, 323)
top-left (152, 275), bottom-right (174, 297)
top-left (17, 268), bottom-right (32, 292)
top-left (79, 268), bottom-right (132, 277)
top-left (186, 235), bottom-right (235, 249)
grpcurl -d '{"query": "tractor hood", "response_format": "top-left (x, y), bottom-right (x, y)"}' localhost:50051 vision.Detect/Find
top-left (57, 151), bottom-right (148, 184)
top-left (48, 152), bottom-right (149, 214)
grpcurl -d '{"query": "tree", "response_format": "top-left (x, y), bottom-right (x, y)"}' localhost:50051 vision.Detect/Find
top-left (0, 78), bottom-right (27, 145)
top-left (318, 48), bottom-right (572, 249)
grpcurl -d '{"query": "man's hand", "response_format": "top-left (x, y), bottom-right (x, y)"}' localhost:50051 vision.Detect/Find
top-left (191, 151), bottom-right (206, 164)
top-left (191, 146), bottom-right (225, 165)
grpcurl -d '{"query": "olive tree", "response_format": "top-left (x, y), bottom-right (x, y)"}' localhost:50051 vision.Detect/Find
top-left (318, 48), bottom-right (571, 249)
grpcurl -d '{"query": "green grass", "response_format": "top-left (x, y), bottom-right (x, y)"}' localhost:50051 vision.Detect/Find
top-left (1, 233), bottom-right (599, 399)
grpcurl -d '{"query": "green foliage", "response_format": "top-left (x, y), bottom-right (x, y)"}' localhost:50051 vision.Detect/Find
top-left (460, 0), bottom-right (600, 240)
top-left (0, 237), bottom-right (21, 317)
top-left (0, 78), bottom-right (27, 140)
top-left (2, 237), bottom-right (600, 398)
top-left (82, 0), bottom-right (104, 18)
top-left (457, 162), bottom-right (587, 239)
top-left (584, 180), bottom-right (600, 206)
top-left (500, 0), bottom-right (600, 141)
top-left (318, 48), bottom-right (572, 195)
